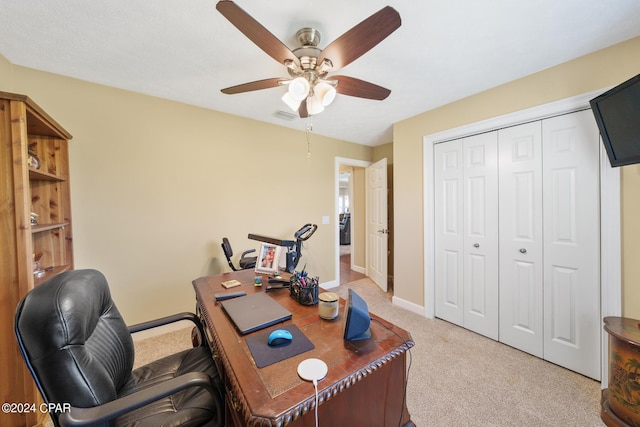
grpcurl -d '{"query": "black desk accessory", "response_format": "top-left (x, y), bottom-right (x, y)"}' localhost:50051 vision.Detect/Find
top-left (266, 285), bottom-right (290, 292)
top-left (215, 291), bottom-right (247, 301)
top-left (246, 324), bottom-right (314, 368)
top-left (289, 269), bottom-right (318, 306)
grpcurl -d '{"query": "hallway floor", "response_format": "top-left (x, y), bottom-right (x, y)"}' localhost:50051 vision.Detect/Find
top-left (339, 249), bottom-right (366, 285)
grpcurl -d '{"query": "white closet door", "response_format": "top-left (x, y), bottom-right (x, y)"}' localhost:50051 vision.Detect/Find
top-left (542, 110), bottom-right (601, 380)
top-left (463, 132), bottom-right (499, 339)
top-left (498, 121), bottom-right (544, 358)
top-left (434, 140), bottom-right (464, 325)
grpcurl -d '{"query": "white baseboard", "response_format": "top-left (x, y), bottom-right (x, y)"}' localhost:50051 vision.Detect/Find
top-left (321, 279), bottom-right (339, 289)
top-left (352, 265), bottom-right (365, 274)
top-left (392, 295), bottom-right (425, 316)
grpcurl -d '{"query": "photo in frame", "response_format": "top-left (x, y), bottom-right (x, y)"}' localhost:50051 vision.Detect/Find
top-left (255, 243), bottom-right (281, 274)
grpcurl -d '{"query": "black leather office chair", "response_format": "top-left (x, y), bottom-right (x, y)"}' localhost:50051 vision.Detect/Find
top-left (14, 269), bottom-right (224, 427)
top-left (221, 237), bottom-right (257, 271)
top-left (340, 213), bottom-right (351, 245)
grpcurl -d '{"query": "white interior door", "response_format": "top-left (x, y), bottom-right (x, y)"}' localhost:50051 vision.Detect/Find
top-left (463, 132), bottom-right (499, 340)
top-left (366, 158), bottom-right (388, 292)
top-left (498, 121), bottom-right (544, 358)
top-left (434, 133), bottom-right (499, 337)
top-left (434, 140), bottom-right (464, 325)
top-left (542, 110), bottom-right (601, 380)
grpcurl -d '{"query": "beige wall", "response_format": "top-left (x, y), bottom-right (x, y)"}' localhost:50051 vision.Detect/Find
top-left (373, 142), bottom-right (393, 164)
top-left (3, 61), bottom-right (372, 324)
top-left (393, 36), bottom-right (640, 320)
top-left (622, 164), bottom-right (640, 318)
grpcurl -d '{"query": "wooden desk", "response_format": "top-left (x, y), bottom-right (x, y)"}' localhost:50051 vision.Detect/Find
top-left (193, 270), bottom-right (414, 427)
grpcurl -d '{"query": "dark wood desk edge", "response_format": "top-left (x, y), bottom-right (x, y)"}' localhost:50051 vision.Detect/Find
top-left (276, 340), bottom-right (415, 426)
top-left (193, 275), bottom-right (415, 427)
top-left (193, 281), bottom-right (255, 424)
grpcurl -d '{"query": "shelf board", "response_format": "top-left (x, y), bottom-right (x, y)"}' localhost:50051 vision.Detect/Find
top-left (29, 168), bottom-right (66, 181)
top-left (31, 222), bottom-right (69, 233)
top-left (34, 265), bottom-right (72, 286)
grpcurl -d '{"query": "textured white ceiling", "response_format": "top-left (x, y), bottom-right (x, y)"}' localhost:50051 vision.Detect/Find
top-left (1, 0), bottom-right (640, 146)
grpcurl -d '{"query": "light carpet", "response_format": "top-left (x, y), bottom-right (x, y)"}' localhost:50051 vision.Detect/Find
top-left (134, 278), bottom-right (603, 426)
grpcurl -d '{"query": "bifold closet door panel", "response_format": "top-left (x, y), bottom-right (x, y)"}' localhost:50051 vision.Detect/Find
top-left (462, 132), bottom-right (499, 340)
top-left (542, 110), bottom-right (601, 380)
top-left (434, 139), bottom-right (464, 326)
top-left (498, 121), bottom-right (544, 358)
top-left (434, 132), bottom-right (499, 339)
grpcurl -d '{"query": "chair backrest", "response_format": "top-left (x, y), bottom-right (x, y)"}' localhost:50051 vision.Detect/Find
top-left (221, 237), bottom-right (238, 271)
top-left (341, 213), bottom-right (351, 229)
top-left (15, 269), bottom-right (135, 418)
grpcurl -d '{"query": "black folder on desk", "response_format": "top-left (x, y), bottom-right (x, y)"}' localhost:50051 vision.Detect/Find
top-left (220, 292), bottom-right (292, 335)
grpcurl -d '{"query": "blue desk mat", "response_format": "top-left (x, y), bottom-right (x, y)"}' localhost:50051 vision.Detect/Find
top-left (245, 324), bottom-right (314, 368)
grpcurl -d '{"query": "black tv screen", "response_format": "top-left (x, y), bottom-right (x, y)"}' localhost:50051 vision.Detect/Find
top-left (590, 73), bottom-right (640, 167)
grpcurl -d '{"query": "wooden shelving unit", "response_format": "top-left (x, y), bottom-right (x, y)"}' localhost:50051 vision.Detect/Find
top-left (0, 91), bottom-right (74, 427)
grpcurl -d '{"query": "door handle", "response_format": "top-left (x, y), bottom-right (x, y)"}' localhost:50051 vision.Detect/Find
top-left (377, 229), bottom-right (389, 234)
top-left (473, 243), bottom-right (480, 248)
top-left (519, 248), bottom-right (527, 254)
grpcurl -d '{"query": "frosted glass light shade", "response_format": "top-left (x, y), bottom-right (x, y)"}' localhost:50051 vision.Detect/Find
top-left (315, 82), bottom-right (336, 106)
top-left (307, 95), bottom-right (325, 115)
top-left (282, 92), bottom-right (301, 112)
top-left (288, 77), bottom-right (310, 101)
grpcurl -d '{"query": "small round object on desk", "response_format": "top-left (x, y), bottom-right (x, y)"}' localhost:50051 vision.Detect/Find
top-left (255, 276), bottom-right (262, 286)
top-left (318, 292), bottom-right (339, 320)
top-left (297, 358), bottom-right (328, 382)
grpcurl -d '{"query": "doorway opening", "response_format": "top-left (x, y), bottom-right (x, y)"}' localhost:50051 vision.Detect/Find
top-left (335, 158), bottom-right (369, 286)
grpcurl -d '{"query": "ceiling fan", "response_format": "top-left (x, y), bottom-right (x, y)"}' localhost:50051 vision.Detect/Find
top-left (216, 1), bottom-right (401, 118)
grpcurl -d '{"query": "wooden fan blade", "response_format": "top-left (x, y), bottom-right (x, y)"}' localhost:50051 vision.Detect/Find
top-left (216, 1), bottom-right (300, 67)
top-left (318, 6), bottom-right (401, 71)
top-left (332, 75), bottom-right (391, 100)
top-left (298, 97), bottom-right (309, 118)
top-left (221, 77), bottom-right (286, 94)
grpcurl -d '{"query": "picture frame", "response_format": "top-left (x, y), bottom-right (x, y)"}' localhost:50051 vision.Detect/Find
top-left (255, 243), bottom-right (281, 275)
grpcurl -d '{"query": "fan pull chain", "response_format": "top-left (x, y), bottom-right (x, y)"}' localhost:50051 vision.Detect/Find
top-left (306, 118), bottom-right (313, 157)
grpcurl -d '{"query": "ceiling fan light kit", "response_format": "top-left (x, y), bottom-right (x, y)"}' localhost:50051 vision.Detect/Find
top-left (281, 92), bottom-right (301, 112)
top-left (315, 82), bottom-right (336, 106)
top-left (288, 77), bottom-right (310, 101)
top-left (306, 95), bottom-right (325, 115)
top-left (216, 1), bottom-right (401, 118)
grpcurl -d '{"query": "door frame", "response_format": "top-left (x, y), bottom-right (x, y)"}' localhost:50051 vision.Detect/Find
top-left (334, 157), bottom-right (371, 287)
top-left (423, 89), bottom-right (621, 386)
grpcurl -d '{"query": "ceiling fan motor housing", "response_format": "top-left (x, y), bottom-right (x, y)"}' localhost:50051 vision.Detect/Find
top-left (291, 28), bottom-right (327, 75)
top-left (296, 27), bottom-right (321, 47)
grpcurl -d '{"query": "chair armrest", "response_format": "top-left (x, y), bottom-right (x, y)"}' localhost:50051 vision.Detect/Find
top-left (240, 248), bottom-right (256, 258)
top-left (128, 312), bottom-right (205, 346)
top-left (59, 372), bottom-right (216, 427)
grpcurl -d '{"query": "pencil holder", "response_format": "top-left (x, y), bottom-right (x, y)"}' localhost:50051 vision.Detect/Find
top-left (289, 273), bottom-right (319, 306)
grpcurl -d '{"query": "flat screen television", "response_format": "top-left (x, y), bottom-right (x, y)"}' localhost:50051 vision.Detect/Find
top-left (343, 289), bottom-right (371, 341)
top-left (590, 72), bottom-right (640, 167)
